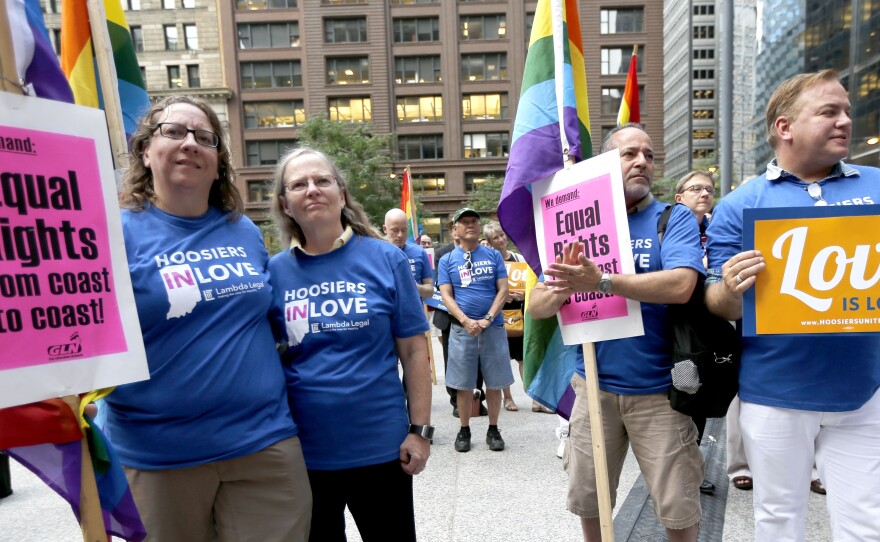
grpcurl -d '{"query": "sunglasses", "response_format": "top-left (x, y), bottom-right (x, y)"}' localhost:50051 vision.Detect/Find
top-left (806, 183), bottom-right (828, 206)
top-left (463, 250), bottom-right (473, 270)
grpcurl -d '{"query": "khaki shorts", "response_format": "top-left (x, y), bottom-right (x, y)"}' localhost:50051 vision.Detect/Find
top-left (564, 375), bottom-right (702, 530)
top-left (125, 436), bottom-right (312, 542)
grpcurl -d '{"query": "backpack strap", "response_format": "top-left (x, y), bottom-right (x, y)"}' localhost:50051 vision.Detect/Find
top-left (657, 204), bottom-right (674, 245)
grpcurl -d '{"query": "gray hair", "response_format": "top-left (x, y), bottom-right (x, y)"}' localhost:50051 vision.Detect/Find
top-left (600, 122), bottom-right (647, 153)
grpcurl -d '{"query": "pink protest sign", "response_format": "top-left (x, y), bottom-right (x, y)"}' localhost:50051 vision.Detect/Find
top-left (1, 126), bottom-right (126, 369)
top-left (531, 151), bottom-right (644, 345)
top-left (539, 174), bottom-right (629, 325)
top-left (0, 93), bottom-right (148, 408)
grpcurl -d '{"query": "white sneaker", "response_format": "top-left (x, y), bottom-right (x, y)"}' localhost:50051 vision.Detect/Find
top-left (555, 428), bottom-right (569, 459)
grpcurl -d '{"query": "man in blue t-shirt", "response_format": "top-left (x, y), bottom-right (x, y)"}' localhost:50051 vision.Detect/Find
top-left (705, 69), bottom-right (880, 541)
top-left (529, 125), bottom-right (705, 542)
top-left (384, 208), bottom-right (433, 298)
top-left (438, 208), bottom-right (514, 453)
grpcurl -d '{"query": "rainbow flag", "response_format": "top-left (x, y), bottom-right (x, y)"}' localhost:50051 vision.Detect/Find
top-left (61, 0), bottom-right (149, 139)
top-left (499, 0), bottom-right (590, 415)
top-left (400, 167), bottom-right (420, 243)
top-left (6, 0), bottom-right (74, 102)
top-left (617, 46), bottom-right (640, 125)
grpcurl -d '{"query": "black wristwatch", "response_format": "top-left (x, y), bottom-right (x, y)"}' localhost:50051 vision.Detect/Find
top-left (408, 424), bottom-right (435, 440)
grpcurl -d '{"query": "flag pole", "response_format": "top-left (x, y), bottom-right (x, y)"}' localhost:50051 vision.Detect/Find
top-left (424, 306), bottom-right (437, 385)
top-left (61, 396), bottom-right (107, 542)
top-left (85, 0), bottom-right (128, 169)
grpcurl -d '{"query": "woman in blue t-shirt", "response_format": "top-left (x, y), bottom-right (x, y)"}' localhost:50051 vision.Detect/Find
top-left (107, 97), bottom-right (312, 541)
top-left (269, 147), bottom-right (432, 542)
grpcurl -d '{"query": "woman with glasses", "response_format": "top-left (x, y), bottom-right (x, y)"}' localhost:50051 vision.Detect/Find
top-left (269, 147), bottom-right (432, 542)
top-left (106, 96), bottom-right (312, 541)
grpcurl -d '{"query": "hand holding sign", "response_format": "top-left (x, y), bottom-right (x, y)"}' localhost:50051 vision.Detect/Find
top-left (545, 241), bottom-right (603, 294)
top-left (721, 250), bottom-right (765, 294)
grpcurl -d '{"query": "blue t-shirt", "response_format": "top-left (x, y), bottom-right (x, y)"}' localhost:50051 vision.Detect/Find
top-left (707, 162), bottom-right (880, 411)
top-left (400, 241), bottom-right (432, 285)
top-left (269, 235), bottom-right (429, 470)
top-left (574, 200), bottom-right (705, 394)
top-left (104, 206), bottom-right (296, 469)
top-left (437, 245), bottom-right (507, 326)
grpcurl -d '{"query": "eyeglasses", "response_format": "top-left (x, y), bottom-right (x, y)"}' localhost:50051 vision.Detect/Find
top-left (681, 185), bottom-right (716, 196)
top-left (156, 123), bottom-right (220, 148)
top-left (285, 177), bottom-right (337, 193)
top-left (806, 183), bottom-right (828, 206)
top-left (463, 250), bottom-right (473, 270)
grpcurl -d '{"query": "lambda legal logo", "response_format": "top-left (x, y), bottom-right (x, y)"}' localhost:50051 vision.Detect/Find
top-left (580, 303), bottom-right (600, 321)
top-left (47, 331), bottom-right (83, 360)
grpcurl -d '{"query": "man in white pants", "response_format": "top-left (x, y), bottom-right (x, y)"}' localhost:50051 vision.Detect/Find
top-left (705, 69), bottom-right (880, 541)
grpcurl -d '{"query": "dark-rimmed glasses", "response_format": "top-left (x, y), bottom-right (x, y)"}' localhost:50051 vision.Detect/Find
top-left (463, 250), bottom-right (473, 270)
top-left (682, 185), bottom-right (716, 196)
top-left (156, 123), bottom-right (220, 148)
top-left (806, 183), bottom-right (828, 206)
top-left (285, 177), bottom-right (336, 193)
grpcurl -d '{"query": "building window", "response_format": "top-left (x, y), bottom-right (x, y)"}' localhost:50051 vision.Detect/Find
top-left (461, 53), bottom-right (507, 81)
top-left (464, 132), bottom-right (510, 158)
top-left (187, 65), bottom-right (200, 88)
top-left (130, 26), bottom-right (144, 53)
top-left (411, 174), bottom-right (445, 194)
top-left (693, 129), bottom-right (715, 140)
top-left (322, 0), bottom-right (365, 4)
top-left (184, 24), bottom-right (199, 50)
top-left (139, 67), bottom-right (147, 86)
top-left (328, 97), bottom-right (372, 123)
top-left (693, 109), bottom-right (714, 120)
top-left (693, 49), bottom-right (714, 60)
top-left (167, 66), bottom-right (182, 89)
top-left (163, 0), bottom-right (175, 8)
top-left (693, 148), bottom-right (716, 160)
top-left (599, 8), bottom-right (644, 34)
top-left (460, 15), bottom-right (507, 40)
top-left (396, 96), bottom-right (443, 122)
top-left (183, 0), bottom-right (196, 7)
top-left (247, 180), bottom-right (273, 203)
top-left (394, 56), bottom-right (441, 84)
top-left (694, 5), bottom-right (715, 16)
top-left (694, 25), bottom-right (715, 40)
top-left (127, 0), bottom-right (142, 10)
top-left (240, 61), bottom-right (303, 89)
top-left (462, 93), bottom-right (508, 120)
top-left (236, 0), bottom-right (296, 8)
top-left (465, 172), bottom-right (504, 192)
top-left (244, 101), bottom-right (306, 128)
top-left (392, 17), bottom-right (440, 43)
top-left (324, 18), bottom-right (367, 43)
top-left (164, 25), bottom-right (179, 51)
top-left (246, 140), bottom-right (298, 166)
top-left (600, 46), bottom-right (643, 76)
top-left (600, 86), bottom-right (645, 116)
top-left (693, 69), bottom-right (715, 80)
top-left (326, 57), bottom-right (369, 85)
top-left (693, 89), bottom-right (714, 100)
top-left (51, 29), bottom-right (61, 54)
top-left (525, 13), bottom-right (534, 40)
top-left (391, 0), bottom-right (437, 4)
top-left (238, 22), bottom-right (300, 49)
top-left (398, 135), bottom-right (444, 160)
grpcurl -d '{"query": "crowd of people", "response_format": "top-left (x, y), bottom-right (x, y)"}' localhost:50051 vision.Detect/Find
top-left (7, 68), bottom-right (875, 542)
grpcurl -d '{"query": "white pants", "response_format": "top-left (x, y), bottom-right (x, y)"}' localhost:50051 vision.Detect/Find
top-left (740, 389), bottom-right (880, 542)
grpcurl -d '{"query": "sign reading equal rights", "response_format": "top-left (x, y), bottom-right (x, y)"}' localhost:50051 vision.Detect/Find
top-left (743, 204), bottom-right (880, 336)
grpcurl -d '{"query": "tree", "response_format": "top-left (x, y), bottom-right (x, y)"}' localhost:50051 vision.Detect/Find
top-left (296, 115), bottom-right (397, 226)
top-left (465, 175), bottom-right (504, 216)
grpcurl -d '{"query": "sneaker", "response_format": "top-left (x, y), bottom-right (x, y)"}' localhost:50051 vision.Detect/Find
top-left (454, 428), bottom-right (471, 452)
top-left (486, 427), bottom-right (505, 451)
top-left (556, 429), bottom-right (569, 459)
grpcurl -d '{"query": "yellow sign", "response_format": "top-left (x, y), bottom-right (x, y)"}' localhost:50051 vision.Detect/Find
top-left (750, 209), bottom-right (880, 335)
top-left (505, 262), bottom-right (529, 293)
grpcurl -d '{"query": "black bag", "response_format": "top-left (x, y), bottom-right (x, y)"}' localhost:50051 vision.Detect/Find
top-left (658, 205), bottom-right (741, 418)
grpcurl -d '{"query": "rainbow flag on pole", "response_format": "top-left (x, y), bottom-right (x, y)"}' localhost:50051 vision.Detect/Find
top-left (400, 166), bottom-right (420, 243)
top-left (61, 0), bottom-right (149, 139)
top-left (616, 45), bottom-right (640, 125)
top-left (498, 0), bottom-right (591, 414)
top-left (6, 0), bottom-right (74, 102)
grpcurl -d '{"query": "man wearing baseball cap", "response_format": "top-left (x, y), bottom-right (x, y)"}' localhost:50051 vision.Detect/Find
top-left (438, 208), bottom-right (515, 452)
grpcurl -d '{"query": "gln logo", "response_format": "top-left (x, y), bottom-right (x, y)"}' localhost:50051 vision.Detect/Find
top-left (48, 332), bottom-right (83, 358)
top-left (580, 303), bottom-right (600, 321)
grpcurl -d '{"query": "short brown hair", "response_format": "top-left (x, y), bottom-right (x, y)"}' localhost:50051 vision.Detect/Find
top-left (120, 96), bottom-right (242, 219)
top-left (675, 171), bottom-right (715, 194)
top-left (765, 69), bottom-right (840, 149)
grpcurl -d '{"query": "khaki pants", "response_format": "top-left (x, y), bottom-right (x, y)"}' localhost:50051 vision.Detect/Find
top-left (126, 436), bottom-right (312, 542)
